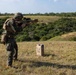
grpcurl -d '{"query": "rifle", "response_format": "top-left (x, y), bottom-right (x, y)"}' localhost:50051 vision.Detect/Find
top-left (23, 17), bottom-right (38, 23)
top-left (21, 18), bottom-right (38, 28)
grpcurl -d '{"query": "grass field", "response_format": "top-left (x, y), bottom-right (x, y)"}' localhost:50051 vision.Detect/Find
top-left (0, 15), bottom-right (76, 23)
top-left (49, 32), bottom-right (76, 41)
top-left (25, 16), bottom-right (61, 23)
top-left (0, 41), bottom-right (76, 75)
top-left (0, 15), bottom-right (61, 23)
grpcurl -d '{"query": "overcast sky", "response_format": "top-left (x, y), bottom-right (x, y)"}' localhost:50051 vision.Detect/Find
top-left (0, 0), bottom-right (76, 14)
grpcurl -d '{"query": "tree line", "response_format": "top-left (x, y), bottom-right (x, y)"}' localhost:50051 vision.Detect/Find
top-left (0, 12), bottom-right (76, 17)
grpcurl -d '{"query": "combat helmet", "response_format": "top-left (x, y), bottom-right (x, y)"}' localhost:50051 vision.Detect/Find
top-left (13, 12), bottom-right (23, 21)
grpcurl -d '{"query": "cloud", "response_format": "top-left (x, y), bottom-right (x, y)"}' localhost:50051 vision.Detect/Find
top-left (49, 0), bottom-right (59, 2)
top-left (0, 0), bottom-right (35, 2)
top-left (0, 0), bottom-right (37, 13)
top-left (0, 0), bottom-right (20, 3)
top-left (0, 0), bottom-right (19, 1)
top-left (53, 0), bottom-right (58, 2)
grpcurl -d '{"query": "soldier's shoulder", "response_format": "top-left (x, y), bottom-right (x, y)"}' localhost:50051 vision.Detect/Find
top-left (4, 18), bottom-right (15, 26)
top-left (5, 18), bottom-right (12, 22)
top-left (8, 18), bottom-right (14, 22)
top-left (6, 18), bottom-right (15, 24)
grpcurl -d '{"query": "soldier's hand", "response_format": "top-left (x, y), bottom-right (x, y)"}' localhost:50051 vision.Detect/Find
top-left (21, 23), bottom-right (27, 28)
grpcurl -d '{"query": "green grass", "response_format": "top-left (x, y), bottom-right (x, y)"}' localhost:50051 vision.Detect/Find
top-left (49, 32), bottom-right (76, 41)
top-left (0, 41), bottom-right (76, 75)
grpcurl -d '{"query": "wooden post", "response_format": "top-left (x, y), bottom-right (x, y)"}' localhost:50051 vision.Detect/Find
top-left (36, 44), bottom-right (44, 56)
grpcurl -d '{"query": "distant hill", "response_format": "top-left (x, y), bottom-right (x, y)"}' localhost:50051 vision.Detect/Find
top-left (49, 32), bottom-right (76, 41)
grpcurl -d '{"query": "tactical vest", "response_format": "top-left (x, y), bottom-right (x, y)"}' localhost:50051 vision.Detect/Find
top-left (3, 18), bottom-right (16, 34)
top-left (3, 18), bottom-right (23, 34)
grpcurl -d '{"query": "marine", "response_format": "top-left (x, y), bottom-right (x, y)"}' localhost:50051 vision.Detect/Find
top-left (2, 12), bottom-right (24, 67)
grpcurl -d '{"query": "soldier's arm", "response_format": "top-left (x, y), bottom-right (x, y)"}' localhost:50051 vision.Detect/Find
top-left (3, 23), bottom-right (7, 30)
top-left (10, 24), bottom-right (16, 33)
top-left (21, 23), bottom-right (27, 28)
top-left (3, 19), bottom-right (9, 30)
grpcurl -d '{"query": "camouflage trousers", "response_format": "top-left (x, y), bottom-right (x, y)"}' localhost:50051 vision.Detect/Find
top-left (5, 37), bottom-right (18, 66)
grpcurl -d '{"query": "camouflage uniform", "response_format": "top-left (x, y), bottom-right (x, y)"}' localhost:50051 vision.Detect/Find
top-left (3, 13), bottom-right (23, 67)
